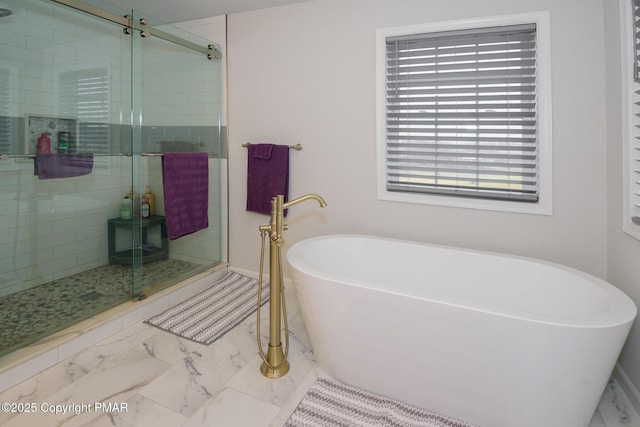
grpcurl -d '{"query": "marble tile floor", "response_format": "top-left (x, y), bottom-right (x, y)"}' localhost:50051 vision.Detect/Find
top-left (0, 285), bottom-right (637, 427)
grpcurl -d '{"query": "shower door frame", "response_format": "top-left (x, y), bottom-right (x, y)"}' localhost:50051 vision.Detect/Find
top-left (49, 0), bottom-right (221, 59)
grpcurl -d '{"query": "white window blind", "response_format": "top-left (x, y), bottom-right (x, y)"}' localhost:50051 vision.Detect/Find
top-left (634, 0), bottom-right (640, 81)
top-left (631, 0), bottom-right (640, 223)
top-left (59, 68), bottom-right (110, 155)
top-left (0, 69), bottom-right (10, 155)
top-left (384, 24), bottom-right (538, 202)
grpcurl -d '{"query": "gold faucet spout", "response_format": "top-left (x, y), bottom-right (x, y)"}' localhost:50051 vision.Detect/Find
top-left (282, 193), bottom-right (327, 209)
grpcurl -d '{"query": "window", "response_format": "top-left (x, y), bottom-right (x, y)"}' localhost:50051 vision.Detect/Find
top-left (623, 0), bottom-right (640, 238)
top-left (376, 13), bottom-right (552, 214)
top-left (59, 68), bottom-right (110, 155)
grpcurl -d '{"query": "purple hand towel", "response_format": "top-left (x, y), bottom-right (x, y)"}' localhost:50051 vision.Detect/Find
top-left (246, 144), bottom-right (289, 216)
top-left (34, 153), bottom-right (94, 179)
top-left (162, 152), bottom-right (209, 240)
top-left (254, 143), bottom-right (274, 160)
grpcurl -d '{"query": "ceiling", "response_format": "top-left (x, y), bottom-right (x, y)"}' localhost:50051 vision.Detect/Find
top-left (98, 0), bottom-right (315, 23)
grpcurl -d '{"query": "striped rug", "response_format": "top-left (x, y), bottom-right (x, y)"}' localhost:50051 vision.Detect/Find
top-left (145, 272), bottom-right (268, 345)
top-left (285, 377), bottom-right (479, 427)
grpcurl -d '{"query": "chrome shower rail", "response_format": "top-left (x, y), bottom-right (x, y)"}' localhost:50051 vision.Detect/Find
top-left (1, 152), bottom-right (218, 160)
top-left (138, 152), bottom-right (218, 157)
top-left (49, 0), bottom-right (221, 59)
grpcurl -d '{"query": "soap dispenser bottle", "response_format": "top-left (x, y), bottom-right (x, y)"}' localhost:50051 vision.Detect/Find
top-left (120, 196), bottom-right (132, 219)
top-left (143, 185), bottom-right (155, 216)
top-left (37, 133), bottom-right (51, 154)
top-left (127, 191), bottom-right (140, 217)
top-left (141, 197), bottom-right (150, 218)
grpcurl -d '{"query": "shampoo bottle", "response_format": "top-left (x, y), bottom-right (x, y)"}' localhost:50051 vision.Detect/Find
top-left (143, 185), bottom-right (155, 216)
top-left (141, 197), bottom-right (150, 218)
top-left (57, 131), bottom-right (70, 153)
top-left (37, 133), bottom-right (50, 154)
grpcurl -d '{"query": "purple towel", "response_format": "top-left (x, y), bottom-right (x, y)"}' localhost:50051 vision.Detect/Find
top-left (246, 144), bottom-right (289, 216)
top-left (254, 143), bottom-right (274, 160)
top-left (162, 152), bottom-right (209, 240)
top-left (34, 153), bottom-right (94, 179)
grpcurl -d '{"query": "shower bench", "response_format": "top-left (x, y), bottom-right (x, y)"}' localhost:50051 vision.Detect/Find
top-left (107, 215), bottom-right (169, 265)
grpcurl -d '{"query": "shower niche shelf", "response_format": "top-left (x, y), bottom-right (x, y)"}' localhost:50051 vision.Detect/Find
top-left (107, 215), bottom-right (168, 265)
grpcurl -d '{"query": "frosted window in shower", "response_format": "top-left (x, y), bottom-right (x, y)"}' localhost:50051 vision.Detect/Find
top-left (58, 68), bottom-right (110, 156)
top-left (0, 69), bottom-right (9, 155)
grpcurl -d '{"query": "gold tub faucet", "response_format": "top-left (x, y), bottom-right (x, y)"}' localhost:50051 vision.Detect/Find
top-left (257, 193), bottom-right (326, 378)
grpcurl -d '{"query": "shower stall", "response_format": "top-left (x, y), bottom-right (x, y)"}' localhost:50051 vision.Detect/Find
top-left (0, 0), bottom-right (225, 359)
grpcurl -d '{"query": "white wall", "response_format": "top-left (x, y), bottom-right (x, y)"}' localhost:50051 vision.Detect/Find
top-left (604, 0), bottom-right (640, 401)
top-left (227, 0), bottom-right (608, 276)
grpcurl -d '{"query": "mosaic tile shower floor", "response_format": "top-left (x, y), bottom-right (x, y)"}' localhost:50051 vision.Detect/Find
top-left (0, 259), bottom-right (200, 357)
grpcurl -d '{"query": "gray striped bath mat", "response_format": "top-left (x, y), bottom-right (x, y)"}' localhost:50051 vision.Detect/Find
top-left (285, 377), bottom-right (479, 427)
top-left (145, 272), bottom-right (268, 345)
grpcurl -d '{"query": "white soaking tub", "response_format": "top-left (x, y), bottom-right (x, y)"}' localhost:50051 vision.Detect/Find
top-left (286, 234), bottom-right (637, 427)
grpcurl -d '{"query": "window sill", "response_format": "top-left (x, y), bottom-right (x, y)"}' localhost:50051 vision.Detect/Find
top-left (624, 218), bottom-right (640, 241)
top-left (378, 188), bottom-right (553, 216)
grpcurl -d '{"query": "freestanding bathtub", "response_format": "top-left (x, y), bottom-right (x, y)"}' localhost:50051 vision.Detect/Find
top-left (286, 234), bottom-right (637, 427)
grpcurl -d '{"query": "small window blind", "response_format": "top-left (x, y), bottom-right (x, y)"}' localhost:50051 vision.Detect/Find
top-left (385, 24), bottom-right (538, 202)
top-left (59, 68), bottom-right (110, 155)
top-left (0, 69), bottom-right (10, 155)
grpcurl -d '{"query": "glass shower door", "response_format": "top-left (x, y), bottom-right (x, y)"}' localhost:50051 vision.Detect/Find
top-left (0, 0), bottom-right (134, 357)
top-left (129, 10), bottom-right (224, 299)
top-left (0, 0), bottom-right (223, 360)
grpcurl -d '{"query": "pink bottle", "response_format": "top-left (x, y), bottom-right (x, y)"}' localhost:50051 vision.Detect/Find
top-left (37, 133), bottom-right (50, 154)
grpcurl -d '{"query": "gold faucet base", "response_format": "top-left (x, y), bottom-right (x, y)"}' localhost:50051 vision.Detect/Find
top-left (260, 343), bottom-right (290, 378)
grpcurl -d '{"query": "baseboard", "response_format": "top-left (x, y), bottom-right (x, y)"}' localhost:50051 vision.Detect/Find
top-left (229, 266), bottom-right (295, 288)
top-left (228, 267), bottom-right (261, 281)
top-left (615, 363), bottom-right (640, 416)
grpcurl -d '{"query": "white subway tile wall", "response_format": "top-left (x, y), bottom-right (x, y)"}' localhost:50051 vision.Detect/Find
top-left (170, 15), bottom-right (228, 264)
top-left (142, 14), bottom-right (228, 267)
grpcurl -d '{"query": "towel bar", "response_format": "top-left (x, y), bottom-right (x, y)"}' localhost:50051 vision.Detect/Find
top-left (1, 152), bottom-right (218, 160)
top-left (140, 152), bottom-right (218, 157)
top-left (242, 143), bottom-right (302, 151)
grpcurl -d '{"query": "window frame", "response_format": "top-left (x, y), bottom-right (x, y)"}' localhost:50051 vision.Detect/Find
top-left (621, 0), bottom-right (640, 239)
top-left (376, 12), bottom-right (553, 215)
